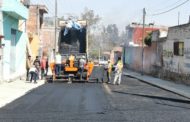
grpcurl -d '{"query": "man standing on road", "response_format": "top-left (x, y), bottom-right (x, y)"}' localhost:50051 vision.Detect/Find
top-left (106, 60), bottom-right (112, 83)
top-left (26, 55), bottom-right (32, 81)
top-left (55, 52), bottom-right (62, 75)
top-left (33, 56), bottom-right (41, 79)
top-left (40, 56), bottom-right (46, 80)
top-left (113, 57), bottom-right (123, 85)
top-left (45, 57), bottom-right (49, 76)
top-left (79, 56), bottom-right (86, 80)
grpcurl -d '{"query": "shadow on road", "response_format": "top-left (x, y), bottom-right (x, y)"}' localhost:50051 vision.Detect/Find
top-left (113, 90), bottom-right (190, 104)
top-left (155, 102), bottom-right (190, 110)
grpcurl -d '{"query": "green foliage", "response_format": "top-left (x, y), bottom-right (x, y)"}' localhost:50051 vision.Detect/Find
top-left (144, 32), bottom-right (152, 46)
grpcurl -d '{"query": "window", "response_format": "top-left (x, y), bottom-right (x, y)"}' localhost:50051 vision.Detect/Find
top-left (174, 42), bottom-right (184, 56)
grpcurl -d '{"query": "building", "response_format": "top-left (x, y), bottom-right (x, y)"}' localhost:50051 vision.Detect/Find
top-left (110, 46), bottom-right (122, 64)
top-left (125, 23), bottom-right (167, 46)
top-left (41, 26), bottom-right (58, 57)
top-left (26, 4), bottom-right (48, 59)
top-left (0, 0), bottom-right (29, 81)
top-left (162, 22), bottom-right (190, 83)
top-left (123, 24), bottom-right (168, 75)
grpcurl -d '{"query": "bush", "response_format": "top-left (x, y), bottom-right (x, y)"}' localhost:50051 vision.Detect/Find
top-left (144, 32), bottom-right (152, 46)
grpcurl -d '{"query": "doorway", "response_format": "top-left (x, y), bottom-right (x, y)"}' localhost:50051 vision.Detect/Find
top-left (10, 29), bottom-right (16, 74)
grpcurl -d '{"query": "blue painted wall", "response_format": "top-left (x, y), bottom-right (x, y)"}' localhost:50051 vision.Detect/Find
top-left (1, 0), bottom-right (28, 81)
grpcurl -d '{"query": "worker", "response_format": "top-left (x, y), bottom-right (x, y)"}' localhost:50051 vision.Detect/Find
top-left (55, 52), bottom-right (62, 75)
top-left (69, 54), bottom-right (75, 61)
top-left (45, 57), bottom-right (49, 76)
top-left (50, 49), bottom-right (55, 74)
top-left (79, 56), bottom-right (86, 80)
top-left (26, 55), bottom-right (32, 81)
top-left (29, 65), bottom-right (38, 83)
top-left (106, 60), bottom-right (112, 83)
top-left (113, 57), bottom-right (123, 85)
top-left (69, 54), bottom-right (75, 67)
top-left (33, 56), bottom-right (40, 79)
top-left (40, 56), bottom-right (46, 80)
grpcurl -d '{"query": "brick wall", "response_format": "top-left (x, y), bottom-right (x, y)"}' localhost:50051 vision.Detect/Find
top-left (27, 5), bottom-right (38, 34)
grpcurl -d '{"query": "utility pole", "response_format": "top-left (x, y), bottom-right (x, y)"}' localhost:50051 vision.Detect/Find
top-left (142, 8), bottom-right (146, 75)
top-left (54, 0), bottom-right (57, 51)
top-left (99, 47), bottom-right (101, 64)
top-left (178, 12), bottom-right (180, 25)
top-left (86, 20), bottom-right (89, 58)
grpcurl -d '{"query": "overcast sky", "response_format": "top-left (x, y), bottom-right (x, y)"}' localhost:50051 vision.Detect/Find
top-left (31, 0), bottom-right (190, 31)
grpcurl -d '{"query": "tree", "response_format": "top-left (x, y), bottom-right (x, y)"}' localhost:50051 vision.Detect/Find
top-left (80, 8), bottom-right (101, 57)
top-left (144, 32), bottom-right (152, 46)
top-left (81, 7), bottom-right (101, 28)
top-left (106, 24), bottom-right (119, 43)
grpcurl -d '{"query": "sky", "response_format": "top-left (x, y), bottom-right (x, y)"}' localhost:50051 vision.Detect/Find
top-left (31, 0), bottom-right (190, 31)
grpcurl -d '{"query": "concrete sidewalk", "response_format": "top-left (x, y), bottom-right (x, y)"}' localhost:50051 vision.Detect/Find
top-left (0, 80), bottom-right (45, 108)
top-left (123, 70), bottom-right (190, 99)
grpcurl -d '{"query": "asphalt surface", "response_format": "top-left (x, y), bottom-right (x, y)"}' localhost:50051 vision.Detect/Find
top-left (106, 75), bottom-right (190, 122)
top-left (0, 66), bottom-right (190, 122)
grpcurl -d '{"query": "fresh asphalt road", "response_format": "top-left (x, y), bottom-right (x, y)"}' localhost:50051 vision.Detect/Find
top-left (0, 67), bottom-right (190, 122)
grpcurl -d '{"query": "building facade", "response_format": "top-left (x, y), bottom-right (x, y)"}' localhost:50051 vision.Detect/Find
top-left (26, 5), bottom-right (48, 59)
top-left (123, 26), bottom-right (168, 75)
top-left (0, 0), bottom-right (28, 81)
top-left (125, 23), bottom-right (167, 46)
top-left (162, 23), bottom-right (190, 83)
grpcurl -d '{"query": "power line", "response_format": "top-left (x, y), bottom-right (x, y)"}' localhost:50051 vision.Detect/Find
top-left (151, 0), bottom-right (174, 8)
top-left (150, 0), bottom-right (190, 16)
top-left (151, 0), bottom-right (184, 13)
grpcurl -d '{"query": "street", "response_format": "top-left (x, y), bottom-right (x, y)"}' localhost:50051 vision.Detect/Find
top-left (1, 0), bottom-right (190, 121)
top-left (1, 68), bottom-right (190, 122)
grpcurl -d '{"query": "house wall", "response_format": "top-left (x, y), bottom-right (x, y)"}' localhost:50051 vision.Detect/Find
top-left (27, 5), bottom-right (38, 34)
top-left (27, 5), bottom-right (48, 58)
top-left (29, 35), bottom-right (40, 59)
top-left (0, 0), bottom-right (28, 81)
top-left (2, 14), bottom-right (17, 80)
top-left (2, 13), bottom-right (27, 81)
top-left (41, 27), bottom-right (55, 56)
top-left (162, 24), bottom-right (190, 83)
top-left (110, 47), bottom-right (122, 64)
top-left (124, 42), bottom-right (161, 74)
top-left (0, 12), bottom-right (3, 81)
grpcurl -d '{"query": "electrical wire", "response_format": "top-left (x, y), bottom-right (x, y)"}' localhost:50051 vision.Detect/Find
top-left (151, 0), bottom-right (183, 12)
top-left (149, 0), bottom-right (190, 16)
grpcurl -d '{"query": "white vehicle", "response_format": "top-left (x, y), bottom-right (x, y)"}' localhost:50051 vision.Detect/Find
top-left (99, 59), bottom-right (108, 65)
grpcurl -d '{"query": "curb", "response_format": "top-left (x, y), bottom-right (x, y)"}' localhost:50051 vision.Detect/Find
top-left (0, 80), bottom-right (45, 108)
top-left (123, 72), bottom-right (190, 99)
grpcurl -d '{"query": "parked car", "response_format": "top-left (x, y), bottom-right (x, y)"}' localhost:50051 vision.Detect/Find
top-left (99, 59), bottom-right (108, 65)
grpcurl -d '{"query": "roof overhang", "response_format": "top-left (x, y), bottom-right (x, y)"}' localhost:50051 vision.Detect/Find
top-left (1, 0), bottom-right (28, 20)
